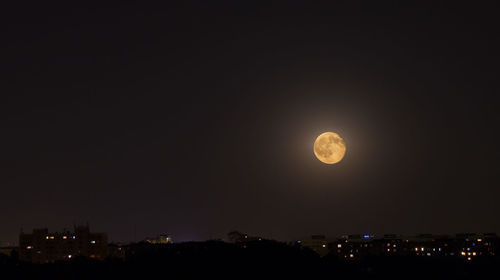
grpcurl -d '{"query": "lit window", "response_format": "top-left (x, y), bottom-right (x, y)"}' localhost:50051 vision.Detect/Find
top-left (337, 244), bottom-right (342, 248)
top-left (386, 243), bottom-right (391, 247)
top-left (467, 248), bottom-right (470, 251)
top-left (421, 247), bottom-right (424, 252)
top-left (349, 254), bottom-right (354, 258)
top-left (68, 255), bottom-right (72, 259)
top-left (415, 248), bottom-right (419, 252)
top-left (467, 252), bottom-right (471, 256)
top-left (62, 236), bottom-right (67, 239)
top-left (322, 244), bottom-right (326, 248)
top-left (472, 252), bottom-right (476, 256)
top-left (477, 238), bottom-right (482, 242)
top-left (467, 257), bottom-right (471, 261)
top-left (90, 240), bottom-right (96, 244)
top-left (427, 253), bottom-right (431, 256)
top-left (50, 236), bottom-right (54, 240)
top-left (387, 248), bottom-right (390, 252)
top-left (461, 252), bottom-right (466, 256)
top-left (46, 236), bottom-right (49, 240)
top-left (26, 246), bottom-right (33, 249)
top-left (393, 244), bottom-right (396, 248)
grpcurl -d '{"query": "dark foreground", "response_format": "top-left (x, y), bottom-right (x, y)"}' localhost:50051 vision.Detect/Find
top-left (2, 240), bottom-right (500, 279)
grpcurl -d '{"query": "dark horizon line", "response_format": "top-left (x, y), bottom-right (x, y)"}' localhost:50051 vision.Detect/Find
top-left (2, 229), bottom-right (497, 247)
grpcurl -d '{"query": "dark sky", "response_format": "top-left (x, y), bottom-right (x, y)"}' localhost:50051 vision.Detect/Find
top-left (2, 1), bottom-right (499, 244)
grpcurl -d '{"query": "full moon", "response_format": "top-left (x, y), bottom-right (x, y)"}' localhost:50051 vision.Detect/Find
top-left (313, 132), bottom-right (346, 164)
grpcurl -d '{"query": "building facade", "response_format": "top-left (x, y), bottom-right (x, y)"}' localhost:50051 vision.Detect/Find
top-left (19, 225), bottom-right (108, 263)
top-left (328, 233), bottom-right (498, 261)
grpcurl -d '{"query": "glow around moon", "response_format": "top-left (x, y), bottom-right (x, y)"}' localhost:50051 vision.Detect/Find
top-left (313, 132), bottom-right (346, 164)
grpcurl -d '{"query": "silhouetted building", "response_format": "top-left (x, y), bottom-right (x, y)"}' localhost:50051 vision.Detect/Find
top-left (108, 243), bottom-right (127, 259)
top-left (331, 234), bottom-right (378, 259)
top-left (0, 247), bottom-right (15, 257)
top-left (19, 225), bottom-right (108, 263)
top-left (299, 235), bottom-right (329, 256)
top-left (145, 234), bottom-right (173, 244)
top-left (328, 233), bottom-right (498, 260)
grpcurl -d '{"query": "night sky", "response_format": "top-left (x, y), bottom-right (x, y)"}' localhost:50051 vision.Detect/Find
top-left (2, 2), bottom-right (499, 244)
